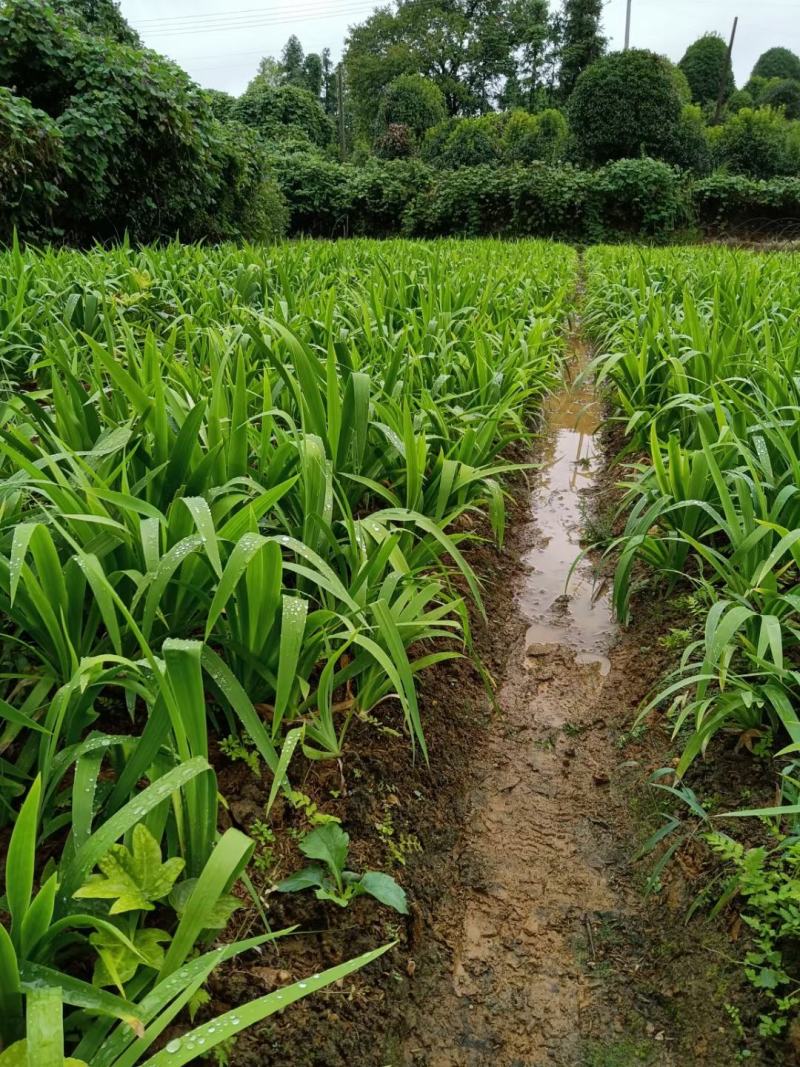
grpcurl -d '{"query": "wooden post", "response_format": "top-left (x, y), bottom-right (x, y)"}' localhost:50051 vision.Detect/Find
top-left (713, 16), bottom-right (738, 125)
top-left (337, 65), bottom-right (346, 161)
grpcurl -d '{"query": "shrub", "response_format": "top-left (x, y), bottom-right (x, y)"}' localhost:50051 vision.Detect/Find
top-left (377, 74), bottom-right (446, 142)
top-left (268, 149), bottom-right (352, 235)
top-left (713, 107), bottom-right (793, 179)
top-left (403, 165), bottom-right (512, 236)
top-left (502, 109), bottom-right (569, 164)
top-left (669, 104), bottom-right (713, 174)
top-left (0, 87), bottom-right (63, 241)
top-left (349, 159), bottom-right (432, 235)
top-left (759, 79), bottom-right (800, 120)
top-left (587, 157), bottom-right (690, 239)
top-left (0, 0), bottom-right (286, 244)
top-left (403, 160), bottom-right (686, 242)
top-left (678, 33), bottom-right (735, 109)
top-left (510, 163), bottom-right (591, 238)
top-left (421, 114), bottom-right (504, 168)
top-left (567, 49), bottom-right (684, 164)
top-left (752, 47), bottom-right (800, 83)
top-left (52, 0), bottom-right (138, 44)
top-left (233, 83), bottom-right (333, 147)
top-left (205, 88), bottom-right (237, 122)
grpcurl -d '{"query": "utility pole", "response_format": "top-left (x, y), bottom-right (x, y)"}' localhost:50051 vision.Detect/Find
top-left (713, 16), bottom-right (738, 124)
top-left (624, 0), bottom-right (632, 49)
top-left (337, 65), bottom-right (346, 161)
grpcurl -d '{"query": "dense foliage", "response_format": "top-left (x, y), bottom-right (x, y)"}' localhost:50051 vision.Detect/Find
top-left (678, 33), bottom-right (734, 110)
top-left (0, 0), bottom-right (286, 244)
top-left (567, 50), bottom-right (684, 165)
top-left (752, 47), bottom-right (800, 83)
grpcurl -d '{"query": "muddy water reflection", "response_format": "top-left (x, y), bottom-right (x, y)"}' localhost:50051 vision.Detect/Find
top-left (519, 350), bottom-right (615, 676)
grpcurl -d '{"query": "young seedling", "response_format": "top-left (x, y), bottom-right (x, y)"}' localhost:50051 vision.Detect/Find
top-left (275, 823), bottom-right (408, 914)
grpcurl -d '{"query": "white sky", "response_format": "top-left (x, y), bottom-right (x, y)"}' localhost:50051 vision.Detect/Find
top-left (119, 0), bottom-right (800, 97)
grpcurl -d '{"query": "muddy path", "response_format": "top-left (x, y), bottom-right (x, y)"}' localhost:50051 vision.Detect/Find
top-left (398, 324), bottom-right (750, 1067)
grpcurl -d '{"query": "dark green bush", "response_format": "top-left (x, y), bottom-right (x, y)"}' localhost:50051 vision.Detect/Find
top-left (403, 165), bottom-right (512, 237)
top-left (349, 159), bottom-right (432, 235)
top-left (693, 173), bottom-right (800, 235)
top-left (752, 48), bottom-right (800, 84)
top-left (421, 115), bottom-right (504, 169)
top-left (502, 109), bottom-right (569, 164)
top-left (268, 149), bottom-right (352, 236)
top-left (377, 74), bottom-right (446, 142)
top-left (0, 87), bottom-right (63, 241)
top-left (233, 83), bottom-right (333, 147)
top-left (567, 49), bottom-right (684, 164)
top-left (669, 104), bottom-right (713, 174)
top-left (510, 163), bottom-right (591, 238)
top-left (759, 79), bottom-right (800, 120)
top-left (402, 160), bottom-right (687, 242)
top-left (678, 33), bottom-right (734, 109)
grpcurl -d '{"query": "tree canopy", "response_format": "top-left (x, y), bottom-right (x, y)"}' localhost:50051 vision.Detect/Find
top-left (679, 33), bottom-right (734, 109)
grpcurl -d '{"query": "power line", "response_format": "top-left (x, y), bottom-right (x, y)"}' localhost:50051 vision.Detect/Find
top-left (134, 3), bottom-right (376, 38)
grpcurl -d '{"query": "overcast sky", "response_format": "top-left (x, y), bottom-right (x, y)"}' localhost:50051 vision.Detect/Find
top-left (119, 0), bottom-right (800, 98)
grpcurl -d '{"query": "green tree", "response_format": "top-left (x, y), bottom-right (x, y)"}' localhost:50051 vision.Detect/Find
top-left (234, 82), bottom-right (333, 147)
top-left (281, 35), bottom-right (306, 86)
top-left (752, 47), bottom-right (800, 83)
top-left (507, 0), bottom-right (554, 110)
top-left (255, 56), bottom-right (283, 88)
top-left (568, 49), bottom-right (683, 164)
top-left (558, 0), bottom-right (605, 100)
top-left (344, 0), bottom-right (535, 135)
top-left (321, 48), bottom-right (338, 115)
top-left (302, 53), bottom-right (323, 98)
top-left (679, 33), bottom-right (734, 109)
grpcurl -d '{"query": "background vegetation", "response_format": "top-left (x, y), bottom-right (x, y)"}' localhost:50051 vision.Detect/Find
top-left (2, 0), bottom-right (800, 245)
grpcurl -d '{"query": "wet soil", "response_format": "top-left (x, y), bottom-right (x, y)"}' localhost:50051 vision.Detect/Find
top-left (210, 323), bottom-right (769, 1066)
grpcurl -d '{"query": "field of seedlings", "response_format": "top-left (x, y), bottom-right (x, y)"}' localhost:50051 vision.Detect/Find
top-left (4, 234), bottom-right (800, 1066)
top-left (0, 238), bottom-right (576, 1065)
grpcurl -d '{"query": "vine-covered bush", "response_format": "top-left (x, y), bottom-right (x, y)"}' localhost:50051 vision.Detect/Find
top-left (349, 159), bottom-right (432, 235)
top-left (0, 87), bottom-right (63, 240)
top-left (233, 83), bottom-right (333, 147)
top-left (586, 157), bottom-right (690, 238)
top-left (266, 149), bottom-right (353, 235)
top-left (0, 0), bottom-right (287, 244)
top-left (693, 173), bottom-right (800, 234)
top-left (568, 49), bottom-right (684, 164)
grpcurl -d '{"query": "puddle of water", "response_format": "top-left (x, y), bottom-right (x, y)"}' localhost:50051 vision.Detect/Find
top-left (519, 349), bottom-right (615, 676)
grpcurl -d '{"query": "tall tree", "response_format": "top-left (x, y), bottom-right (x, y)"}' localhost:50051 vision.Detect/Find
top-left (321, 48), bottom-right (338, 115)
top-left (302, 53), bottom-right (323, 98)
top-left (281, 35), bottom-right (306, 86)
top-left (558, 0), bottom-right (605, 100)
top-left (509, 0), bottom-right (556, 110)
